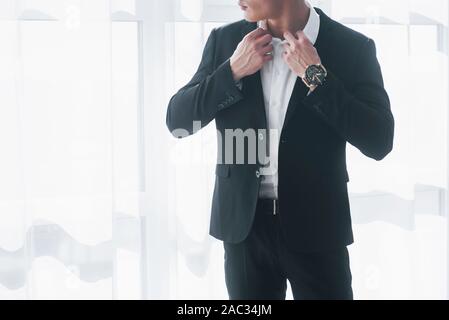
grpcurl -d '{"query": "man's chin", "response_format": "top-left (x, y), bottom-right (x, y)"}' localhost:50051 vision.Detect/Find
top-left (243, 11), bottom-right (268, 23)
top-left (243, 14), bottom-right (259, 23)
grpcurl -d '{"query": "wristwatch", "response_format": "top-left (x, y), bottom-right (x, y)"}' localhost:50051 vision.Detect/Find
top-left (302, 64), bottom-right (328, 88)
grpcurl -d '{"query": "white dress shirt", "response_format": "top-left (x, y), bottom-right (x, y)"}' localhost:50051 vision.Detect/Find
top-left (258, 0), bottom-right (321, 199)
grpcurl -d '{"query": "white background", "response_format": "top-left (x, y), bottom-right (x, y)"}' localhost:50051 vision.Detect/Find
top-left (0, 0), bottom-right (448, 299)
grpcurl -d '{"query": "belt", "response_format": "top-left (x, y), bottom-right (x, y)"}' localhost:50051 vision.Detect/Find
top-left (256, 198), bottom-right (279, 216)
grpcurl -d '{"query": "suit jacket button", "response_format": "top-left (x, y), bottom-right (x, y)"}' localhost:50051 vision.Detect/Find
top-left (256, 170), bottom-right (261, 178)
top-left (218, 103), bottom-right (224, 109)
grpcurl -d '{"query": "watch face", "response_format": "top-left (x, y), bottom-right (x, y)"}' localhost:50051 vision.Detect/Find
top-left (305, 65), bottom-right (326, 86)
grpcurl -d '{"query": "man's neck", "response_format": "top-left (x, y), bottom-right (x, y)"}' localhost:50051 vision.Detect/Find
top-left (265, 0), bottom-right (310, 40)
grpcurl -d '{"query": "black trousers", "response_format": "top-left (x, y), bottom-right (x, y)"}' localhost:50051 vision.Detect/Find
top-left (223, 199), bottom-right (353, 300)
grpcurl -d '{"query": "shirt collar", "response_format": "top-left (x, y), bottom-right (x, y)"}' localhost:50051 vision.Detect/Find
top-left (257, 0), bottom-right (321, 45)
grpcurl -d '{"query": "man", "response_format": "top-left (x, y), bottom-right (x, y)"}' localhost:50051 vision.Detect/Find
top-left (166, 0), bottom-right (394, 300)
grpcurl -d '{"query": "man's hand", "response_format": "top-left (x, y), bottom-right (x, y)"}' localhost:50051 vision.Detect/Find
top-left (230, 28), bottom-right (274, 82)
top-left (282, 30), bottom-right (322, 81)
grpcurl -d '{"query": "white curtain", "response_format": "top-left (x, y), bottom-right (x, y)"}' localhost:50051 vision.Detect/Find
top-left (333, 0), bottom-right (449, 299)
top-left (0, 0), bottom-right (144, 299)
top-left (0, 0), bottom-right (448, 300)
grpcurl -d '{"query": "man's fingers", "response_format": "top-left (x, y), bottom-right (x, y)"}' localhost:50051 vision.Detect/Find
top-left (246, 27), bottom-right (267, 40)
top-left (262, 54), bottom-right (274, 62)
top-left (260, 44), bottom-right (274, 55)
top-left (255, 34), bottom-right (273, 47)
top-left (283, 31), bottom-right (298, 47)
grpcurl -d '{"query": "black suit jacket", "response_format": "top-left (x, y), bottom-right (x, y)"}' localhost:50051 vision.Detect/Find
top-left (166, 7), bottom-right (394, 252)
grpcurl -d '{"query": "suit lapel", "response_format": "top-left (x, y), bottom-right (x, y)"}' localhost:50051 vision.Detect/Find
top-left (240, 21), bottom-right (268, 129)
top-left (282, 78), bottom-right (310, 129)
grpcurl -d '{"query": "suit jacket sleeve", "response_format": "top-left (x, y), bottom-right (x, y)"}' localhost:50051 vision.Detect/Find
top-left (166, 28), bottom-right (244, 137)
top-left (302, 38), bottom-right (395, 161)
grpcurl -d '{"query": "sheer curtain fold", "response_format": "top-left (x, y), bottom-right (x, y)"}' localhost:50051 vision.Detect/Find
top-left (0, 0), bottom-right (144, 299)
